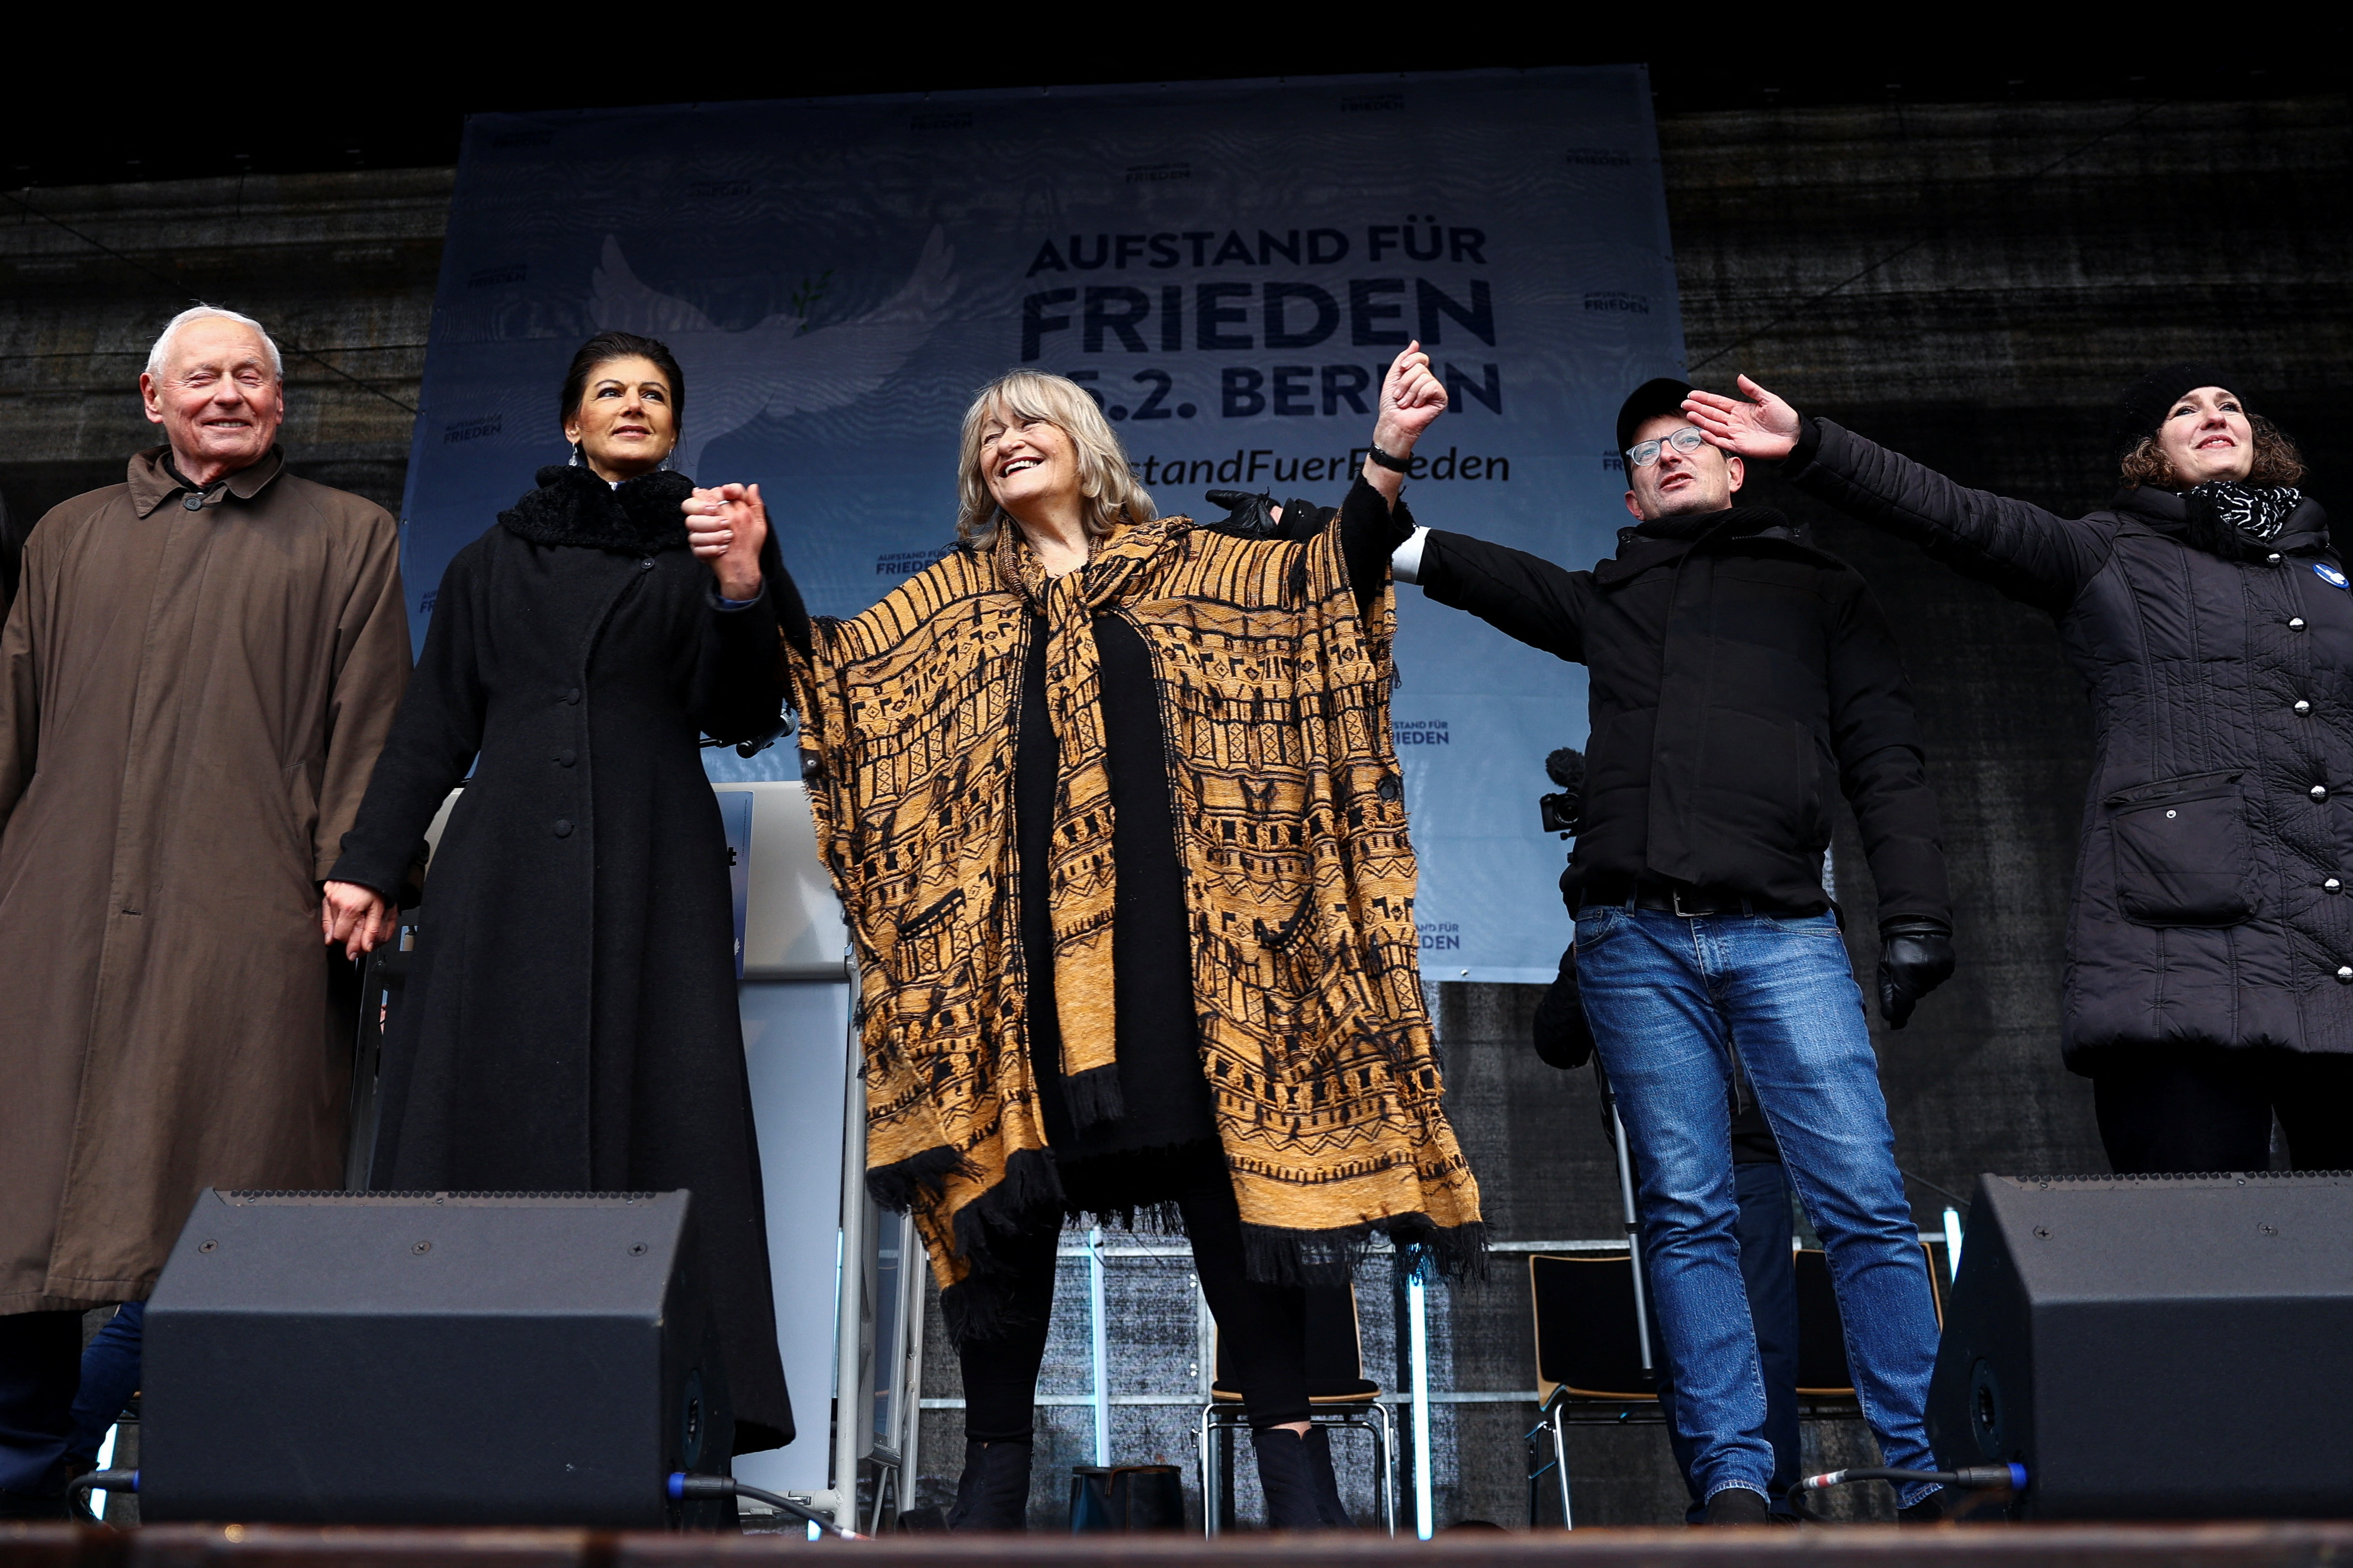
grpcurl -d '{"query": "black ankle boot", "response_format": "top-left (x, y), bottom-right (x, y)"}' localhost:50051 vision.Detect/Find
top-left (944, 1438), bottom-right (1031, 1531)
top-left (1251, 1427), bottom-right (1326, 1530)
top-left (1301, 1425), bottom-right (1353, 1527)
top-left (1703, 1486), bottom-right (1772, 1527)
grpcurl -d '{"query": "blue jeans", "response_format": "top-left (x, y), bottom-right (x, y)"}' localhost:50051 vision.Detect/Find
top-left (1574, 904), bottom-right (1942, 1508)
top-left (67, 1302), bottom-right (142, 1468)
top-left (1653, 1161), bottom-right (1801, 1521)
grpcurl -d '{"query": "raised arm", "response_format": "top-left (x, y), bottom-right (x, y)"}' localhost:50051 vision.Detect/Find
top-left (1684, 375), bottom-right (2109, 613)
top-left (1404, 525), bottom-right (1592, 664)
top-left (687, 481), bottom-right (812, 658)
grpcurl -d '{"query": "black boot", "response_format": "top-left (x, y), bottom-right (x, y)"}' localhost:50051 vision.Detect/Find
top-left (944, 1438), bottom-right (1031, 1531)
top-left (1301, 1425), bottom-right (1353, 1528)
top-left (1702, 1486), bottom-right (1772, 1526)
top-left (1251, 1427), bottom-right (1326, 1530)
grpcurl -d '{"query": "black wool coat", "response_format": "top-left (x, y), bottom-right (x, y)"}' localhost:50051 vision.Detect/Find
top-left (331, 466), bottom-right (794, 1451)
top-left (1788, 420), bottom-right (2353, 1068)
top-left (1413, 505), bottom-right (1950, 925)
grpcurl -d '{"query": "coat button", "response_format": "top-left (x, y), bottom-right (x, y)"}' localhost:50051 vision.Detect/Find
top-left (2338, 966), bottom-right (2353, 984)
top-left (2326, 879), bottom-right (2344, 893)
top-left (2296, 700), bottom-right (2313, 715)
top-left (639, 558), bottom-right (655, 571)
top-left (2313, 785), bottom-right (2331, 801)
top-left (552, 819), bottom-right (574, 838)
top-left (553, 749), bottom-right (576, 767)
top-left (563, 687), bottom-right (581, 704)
top-left (180, 492), bottom-right (205, 511)
top-left (2268, 553), bottom-right (2284, 565)
top-left (2290, 617), bottom-right (2307, 629)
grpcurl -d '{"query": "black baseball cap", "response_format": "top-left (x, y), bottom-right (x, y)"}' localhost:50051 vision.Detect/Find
top-left (1617, 378), bottom-right (1696, 456)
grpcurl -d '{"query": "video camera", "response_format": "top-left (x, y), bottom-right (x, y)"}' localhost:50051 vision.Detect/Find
top-left (1539, 746), bottom-right (1584, 837)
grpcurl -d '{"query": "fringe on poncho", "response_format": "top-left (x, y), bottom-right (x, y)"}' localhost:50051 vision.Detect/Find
top-left (784, 513), bottom-right (1483, 1337)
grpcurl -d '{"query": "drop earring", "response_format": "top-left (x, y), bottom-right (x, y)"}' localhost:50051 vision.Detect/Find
top-left (567, 440), bottom-right (584, 467)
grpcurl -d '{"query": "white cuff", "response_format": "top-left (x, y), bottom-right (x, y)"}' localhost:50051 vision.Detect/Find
top-left (1390, 526), bottom-right (1431, 585)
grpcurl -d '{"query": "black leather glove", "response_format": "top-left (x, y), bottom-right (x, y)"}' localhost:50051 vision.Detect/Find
top-left (1202, 490), bottom-right (1334, 541)
top-left (1531, 942), bottom-right (1596, 1069)
top-left (1877, 918), bottom-right (1955, 1030)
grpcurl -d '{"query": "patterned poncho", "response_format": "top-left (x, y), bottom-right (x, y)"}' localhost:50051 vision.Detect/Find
top-left (785, 513), bottom-right (1482, 1328)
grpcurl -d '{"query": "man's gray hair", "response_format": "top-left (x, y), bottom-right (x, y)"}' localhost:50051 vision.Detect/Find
top-left (146, 305), bottom-right (284, 382)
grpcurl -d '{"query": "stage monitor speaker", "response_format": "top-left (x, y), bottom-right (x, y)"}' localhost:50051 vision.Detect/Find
top-left (142, 1189), bottom-right (732, 1527)
top-left (1928, 1171), bottom-right (2353, 1520)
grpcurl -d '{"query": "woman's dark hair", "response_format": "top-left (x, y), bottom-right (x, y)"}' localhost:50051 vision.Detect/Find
top-left (2120, 413), bottom-right (2306, 490)
top-left (560, 331), bottom-right (686, 434)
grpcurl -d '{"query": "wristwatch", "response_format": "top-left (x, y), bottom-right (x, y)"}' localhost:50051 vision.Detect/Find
top-left (1366, 440), bottom-right (1413, 474)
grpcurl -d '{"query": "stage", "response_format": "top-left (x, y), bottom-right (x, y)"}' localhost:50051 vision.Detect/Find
top-left (10, 1524), bottom-right (2353, 1568)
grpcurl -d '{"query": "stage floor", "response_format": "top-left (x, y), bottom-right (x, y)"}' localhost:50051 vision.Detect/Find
top-left (9, 1522), bottom-right (2353, 1568)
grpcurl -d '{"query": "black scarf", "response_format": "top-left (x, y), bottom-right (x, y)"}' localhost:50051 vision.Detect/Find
top-left (2187, 481), bottom-right (2303, 543)
top-left (499, 463), bottom-right (695, 553)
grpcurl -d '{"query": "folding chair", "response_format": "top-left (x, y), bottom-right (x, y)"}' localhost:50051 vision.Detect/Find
top-left (1523, 1253), bottom-right (1663, 1528)
top-left (1197, 1283), bottom-right (1395, 1535)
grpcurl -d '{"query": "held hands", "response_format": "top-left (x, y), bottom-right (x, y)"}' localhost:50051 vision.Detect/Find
top-left (1876, 920), bottom-right (1956, 1030)
top-left (322, 879), bottom-right (396, 961)
top-left (1375, 341), bottom-right (1447, 452)
top-left (683, 483), bottom-right (769, 602)
top-left (1364, 342), bottom-right (1448, 500)
top-left (1681, 375), bottom-right (1803, 462)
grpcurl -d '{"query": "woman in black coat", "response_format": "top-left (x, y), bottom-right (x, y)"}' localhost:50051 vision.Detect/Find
top-left (1686, 366), bottom-right (2352, 1176)
top-left (322, 331), bottom-right (794, 1451)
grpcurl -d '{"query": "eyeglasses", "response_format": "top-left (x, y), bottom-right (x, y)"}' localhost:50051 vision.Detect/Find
top-left (1625, 427), bottom-right (1708, 468)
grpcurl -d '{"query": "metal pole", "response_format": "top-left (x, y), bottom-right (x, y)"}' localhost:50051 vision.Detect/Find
top-left (831, 975), bottom-right (867, 1529)
top-left (1611, 1107), bottom-right (1654, 1374)
top-left (1088, 1226), bottom-right (1110, 1467)
top-left (1407, 1253), bottom-right (1433, 1540)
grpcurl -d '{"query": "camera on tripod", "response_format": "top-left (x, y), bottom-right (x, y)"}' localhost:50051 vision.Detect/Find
top-left (1539, 746), bottom-right (1585, 838)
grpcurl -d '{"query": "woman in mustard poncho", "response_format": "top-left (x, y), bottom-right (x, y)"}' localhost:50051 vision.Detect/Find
top-left (687, 346), bottom-right (1480, 1528)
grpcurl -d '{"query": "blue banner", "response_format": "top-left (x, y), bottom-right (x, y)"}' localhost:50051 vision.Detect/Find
top-left (404, 68), bottom-right (1684, 981)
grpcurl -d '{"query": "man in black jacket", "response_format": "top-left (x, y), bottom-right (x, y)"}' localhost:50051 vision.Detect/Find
top-left (1384, 378), bottom-right (1956, 1524)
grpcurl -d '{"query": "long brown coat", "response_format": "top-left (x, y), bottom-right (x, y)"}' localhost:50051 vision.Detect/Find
top-left (0, 447), bottom-right (410, 1313)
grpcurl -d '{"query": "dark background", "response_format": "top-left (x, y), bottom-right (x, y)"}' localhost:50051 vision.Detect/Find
top-left (7, 43), bottom-right (2347, 1526)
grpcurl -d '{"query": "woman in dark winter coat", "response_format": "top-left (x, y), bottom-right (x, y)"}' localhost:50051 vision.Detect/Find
top-left (1686, 366), bottom-right (2352, 1176)
top-left (321, 331), bottom-right (794, 1451)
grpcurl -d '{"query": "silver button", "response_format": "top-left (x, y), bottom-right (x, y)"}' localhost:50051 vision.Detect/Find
top-left (2296, 700), bottom-right (2313, 715)
top-left (2326, 879), bottom-right (2343, 893)
top-left (2315, 785), bottom-right (2332, 801)
top-left (2268, 553), bottom-right (2284, 565)
top-left (2337, 966), bottom-right (2353, 984)
top-left (2290, 617), bottom-right (2307, 629)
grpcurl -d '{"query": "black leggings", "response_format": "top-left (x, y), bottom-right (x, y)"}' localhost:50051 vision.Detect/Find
top-left (2094, 1047), bottom-right (2353, 1174)
top-left (958, 1174), bottom-right (1309, 1439)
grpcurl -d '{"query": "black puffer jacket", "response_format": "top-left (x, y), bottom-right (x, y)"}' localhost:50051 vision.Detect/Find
top-left (1413, 506), bottom-right (1950, 924)
top-left (1787, 420), bottom-right (2353, 1066)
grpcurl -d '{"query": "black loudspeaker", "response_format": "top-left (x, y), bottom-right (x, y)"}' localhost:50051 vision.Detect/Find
top-left (1928, 1172), bottom-right (2353, 1519)
top-left (143, 1190), bottom-right (732, 1527)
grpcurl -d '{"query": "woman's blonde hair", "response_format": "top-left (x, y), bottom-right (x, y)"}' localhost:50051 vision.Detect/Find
top-left (955, 371), bottom-right (1155, 547)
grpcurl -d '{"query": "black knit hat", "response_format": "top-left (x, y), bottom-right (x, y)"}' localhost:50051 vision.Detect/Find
top-left (2111, 363), bottom-right (2242, 461)
top-left (1618, 377), bottom-right (1695, 456)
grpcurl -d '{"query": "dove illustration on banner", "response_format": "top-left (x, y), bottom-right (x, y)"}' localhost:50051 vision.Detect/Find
top-left (589, 226), bottom-right (959, 474)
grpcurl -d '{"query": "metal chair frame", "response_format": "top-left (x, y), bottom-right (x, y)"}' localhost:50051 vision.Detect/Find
top-left (1197, 1396), bottom-right (1396, 1536)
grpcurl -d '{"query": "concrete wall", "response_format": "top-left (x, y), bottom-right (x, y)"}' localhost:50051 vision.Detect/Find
top-left (5, 90), bottom-right (2345, 1528)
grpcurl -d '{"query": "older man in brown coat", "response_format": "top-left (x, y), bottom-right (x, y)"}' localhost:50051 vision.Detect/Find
top-left (0, 307), bottom-right (410, 1515)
